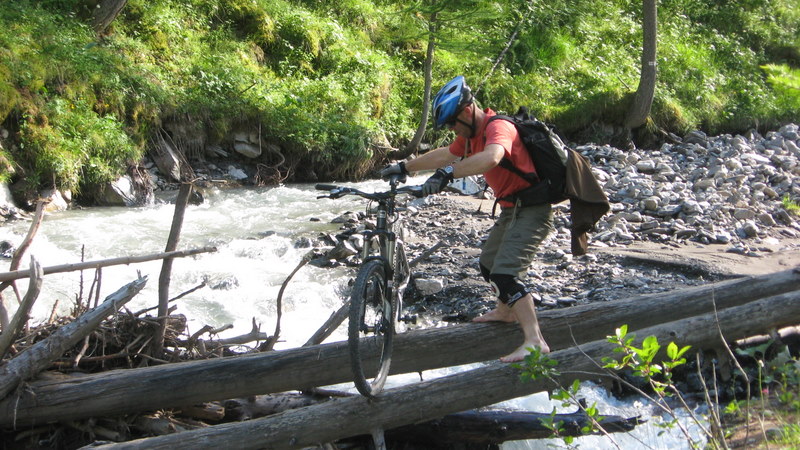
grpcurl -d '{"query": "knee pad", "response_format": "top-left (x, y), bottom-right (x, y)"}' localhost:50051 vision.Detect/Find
top-left (488, 274), bottom-right (529, 307)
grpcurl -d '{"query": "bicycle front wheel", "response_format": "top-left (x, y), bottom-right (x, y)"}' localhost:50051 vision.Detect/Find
top-left (349, 259), bottom-right (394, 397)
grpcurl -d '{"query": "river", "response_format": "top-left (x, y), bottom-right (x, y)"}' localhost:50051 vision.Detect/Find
top-left (0, 179), bottom-right (708, 449)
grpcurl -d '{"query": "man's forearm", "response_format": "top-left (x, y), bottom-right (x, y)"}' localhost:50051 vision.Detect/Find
top-left (450, 144), bottom-right (504, 178)
top-left (404, 143), bottom-right (505, 178)
top-left (404, 147), bottom-right (458, 173)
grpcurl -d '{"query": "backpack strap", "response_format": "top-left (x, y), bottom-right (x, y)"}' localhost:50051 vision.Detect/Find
top-left (497, 157), bottom-right (539, 185)
top-left (486, 114), bottom-right (540, 186)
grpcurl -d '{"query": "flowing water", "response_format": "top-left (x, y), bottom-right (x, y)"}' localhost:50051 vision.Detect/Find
top-left (0, 179), bottom-right (708, 449)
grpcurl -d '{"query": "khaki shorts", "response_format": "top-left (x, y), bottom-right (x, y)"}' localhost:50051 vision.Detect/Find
top-left (479, 204), bottom-right (554, 278)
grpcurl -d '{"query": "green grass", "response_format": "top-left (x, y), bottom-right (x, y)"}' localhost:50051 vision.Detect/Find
top-left (782, 195), bottom-right (800, 216)
top-left (0, 0), bottom-right (797, 198)
top-left (772, 423), bottom-right (800, 447)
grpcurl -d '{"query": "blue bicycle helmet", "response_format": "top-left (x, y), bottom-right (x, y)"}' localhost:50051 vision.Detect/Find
top-left (432, 76), bottom-right (473, 130)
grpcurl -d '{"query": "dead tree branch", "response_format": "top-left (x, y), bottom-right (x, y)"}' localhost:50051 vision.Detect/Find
top-left (153, 183), bottom-right (193, 359)
top-left (0, 256), bottom-right (43, 359)
top-left (0, 247), bottom-right (217, 283)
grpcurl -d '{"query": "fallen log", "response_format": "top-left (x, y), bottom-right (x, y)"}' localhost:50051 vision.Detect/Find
top-left (88, 289), bottom-right (800, 449)
top-left (222, 392), bottom-right (641, 444)
top-left (0, 269), bottom-right (797, 427)
top-left (385, 407), bottom-right (642, 445)
top-left (0, 247), bottom-right (217, 283)
top-left (0, 276), bottom-right (148, 401)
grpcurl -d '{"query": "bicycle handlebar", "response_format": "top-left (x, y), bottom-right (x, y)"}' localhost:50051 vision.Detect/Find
top-left (315, 182), bottom-right (424, 200)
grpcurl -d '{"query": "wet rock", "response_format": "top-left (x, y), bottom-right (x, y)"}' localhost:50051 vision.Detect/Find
top-left (326, 240), bottom-right (358, 260)
top-left (0, 240), bottom-right (15, 258)
top-left (415, 278), bottom-right (445, 296)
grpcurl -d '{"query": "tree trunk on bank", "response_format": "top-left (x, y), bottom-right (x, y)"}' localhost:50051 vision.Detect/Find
top-left (89, 290), bottom-right (800, 449)
top-left (393, 12), bottom-right (438, 160)
top-left (624, 0), bottom-right (657, 130)
top-left (92, 0), bottom-right (128, 34)
top-left (0, 269), bottom-right (797, 427)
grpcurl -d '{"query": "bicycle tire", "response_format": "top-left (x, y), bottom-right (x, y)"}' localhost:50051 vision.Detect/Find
top-left (392, 241), bottom-right (410, 330)
top-left (349, 259), bottom-right (394, 397)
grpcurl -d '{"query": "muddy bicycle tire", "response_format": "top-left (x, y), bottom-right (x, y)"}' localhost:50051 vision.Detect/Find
top-left (348, 259), bottom-right (394, 397)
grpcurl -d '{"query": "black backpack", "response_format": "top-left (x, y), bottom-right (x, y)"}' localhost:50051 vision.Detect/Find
top-left (487, 106), bottom-right (569, 205)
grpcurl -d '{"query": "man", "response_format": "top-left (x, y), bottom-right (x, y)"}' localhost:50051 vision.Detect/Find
top-left (381, 75), bottom-right (552, 362)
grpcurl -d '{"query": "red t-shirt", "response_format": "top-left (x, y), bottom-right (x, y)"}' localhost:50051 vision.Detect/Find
top-left (449, 109), bottom-right (537, 207)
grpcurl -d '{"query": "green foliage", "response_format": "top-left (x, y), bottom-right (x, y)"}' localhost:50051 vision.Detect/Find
top-left (0, 0), bottom-right (798, 195)
top-left (762, 64), bottom-right (800, 111)
top-left (0, 65), bottom-right (19, 124)
top-left (515, 348), bottom-right (605, 445)
top-left (603, 325), bottom-right (691, 396)
top-left (515, 345), bottom-right (560, 382)
top-left (782, 195), bottom-right (800, 216)
top-left (771, 423), bottom-right (800, 446)
top-left (736, 341), bottom-right (800, 409)
top-left (18, 98), bottom-right (141, 192)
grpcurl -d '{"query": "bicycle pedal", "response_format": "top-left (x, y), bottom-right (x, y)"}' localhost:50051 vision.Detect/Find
top-left (399, 315), bottom-right (417, 324)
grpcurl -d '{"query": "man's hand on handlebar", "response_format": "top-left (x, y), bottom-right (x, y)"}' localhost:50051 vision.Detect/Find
top-left (379, 162), bottom-right (408, 183)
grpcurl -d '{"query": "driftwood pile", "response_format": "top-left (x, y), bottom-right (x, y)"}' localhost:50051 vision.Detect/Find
top-left (0, 186), bottom-right (799, 449)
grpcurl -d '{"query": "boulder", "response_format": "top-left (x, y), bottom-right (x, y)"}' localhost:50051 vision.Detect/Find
top-left (95, 175), bottom-right (137, 207)
top-left (152, 139), bottom-right (182, 182)
top-left (40, 188), bottom-right (69, 212)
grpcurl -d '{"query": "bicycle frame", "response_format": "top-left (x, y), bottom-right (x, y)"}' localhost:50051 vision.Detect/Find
top-left (315, 177), bottom-right (420, 397)
top-left (361, 199), bottom-right (400, 276)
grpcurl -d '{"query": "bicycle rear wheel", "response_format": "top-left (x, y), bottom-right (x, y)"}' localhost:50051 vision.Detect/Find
top-left (349, 259), bottom-right (394, 397)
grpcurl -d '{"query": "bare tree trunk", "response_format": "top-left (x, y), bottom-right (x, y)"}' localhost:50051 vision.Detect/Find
top-left (624, 0), bottom-right (658, 130)
top-left (393, 11), bottom-right (438, 160)
top-left (152, 183), bottom-right (193, 358)
top-left (0, 201), bottom-right (46, 330)
top-left (92, 0), bottom-right (128, 34)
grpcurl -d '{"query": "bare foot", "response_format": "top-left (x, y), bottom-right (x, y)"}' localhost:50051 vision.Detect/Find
top-left (472, 307), bottom-right (516, 323)
top-left (499, 341), bottom-right (551, 363)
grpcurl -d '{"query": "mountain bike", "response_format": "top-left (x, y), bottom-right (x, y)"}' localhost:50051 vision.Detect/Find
top-left (316, 176), bottom-right (422, 397)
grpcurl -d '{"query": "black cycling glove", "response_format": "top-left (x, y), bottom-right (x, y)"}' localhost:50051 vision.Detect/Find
top-left (422, 166), bottom-right (454, 196)
top-left (379, 162), bottom-right (408, 181)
